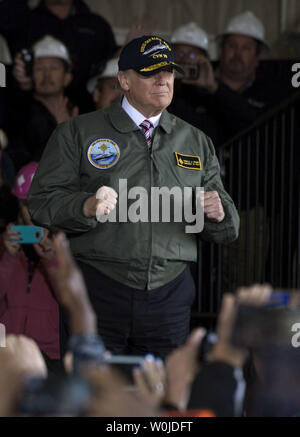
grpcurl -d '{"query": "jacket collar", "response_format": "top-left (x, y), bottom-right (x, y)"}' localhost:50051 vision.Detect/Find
top-left (159, 109), bottom-right (173, 134)
top-left (107, 102), bottom-right (173, 135)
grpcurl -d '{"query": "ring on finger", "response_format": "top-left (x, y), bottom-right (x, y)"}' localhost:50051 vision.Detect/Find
top-left (153, 382), bottom-right (164, 393)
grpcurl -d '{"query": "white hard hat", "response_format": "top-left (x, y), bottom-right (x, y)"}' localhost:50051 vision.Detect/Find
top-left (171, 22), bottom-right (209, 54)
top-left (87, 58), bottom-right (119, 94)
top-left (33, 35), bottom-right (71, 65)
top-left (0, 34), bottom-right (12, 65)
top-left (216, 11), bottom-right (269, 54)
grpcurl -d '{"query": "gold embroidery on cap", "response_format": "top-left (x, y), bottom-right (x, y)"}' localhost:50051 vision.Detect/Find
top-left (153, 54), bottom-right (168, 59)
top-left (140, 61), bottom-right (176, 72)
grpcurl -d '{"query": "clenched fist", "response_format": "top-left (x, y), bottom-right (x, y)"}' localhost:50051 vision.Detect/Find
top-left (83, 186), bottom-right (118, 220)
top-left (197, 191), bottom-right (225, 223)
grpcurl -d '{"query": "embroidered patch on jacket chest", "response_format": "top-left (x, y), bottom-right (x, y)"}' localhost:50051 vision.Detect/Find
top-left (175, 152), bottom-right (202, 171)
top-left (87, 139), bottom-right (120, 170)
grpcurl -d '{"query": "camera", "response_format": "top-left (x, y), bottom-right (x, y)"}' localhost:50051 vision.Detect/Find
top-left (180, 63), bottom-right (200, 81)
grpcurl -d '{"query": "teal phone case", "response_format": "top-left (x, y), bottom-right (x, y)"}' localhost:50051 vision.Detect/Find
top-left (11, 226), bottom-right (44, 244)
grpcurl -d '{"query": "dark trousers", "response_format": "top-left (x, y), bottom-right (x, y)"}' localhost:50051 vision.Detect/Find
top-left (68, 262), bottom-right (196, 359)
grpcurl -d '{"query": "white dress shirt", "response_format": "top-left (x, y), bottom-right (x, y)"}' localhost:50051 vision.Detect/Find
top-left (122, 96), bottom-right (161, 138)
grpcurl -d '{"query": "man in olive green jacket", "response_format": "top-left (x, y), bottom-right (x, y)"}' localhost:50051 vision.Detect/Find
top-left (28, 36), bottom-right (239, 358)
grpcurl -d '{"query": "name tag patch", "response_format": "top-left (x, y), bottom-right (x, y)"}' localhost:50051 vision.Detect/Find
top-left (175, 152), bottom-right (202, 171)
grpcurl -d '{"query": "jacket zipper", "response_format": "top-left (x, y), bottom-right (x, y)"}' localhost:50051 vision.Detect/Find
top-left (147, 132), bottom-right (155, 289)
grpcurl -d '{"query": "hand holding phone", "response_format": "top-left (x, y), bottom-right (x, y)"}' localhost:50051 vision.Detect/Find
top-left (105, 355), bottom-right (145, 384)
top-left (231, 288), bottom-right (300, 349)
top-left (3, 223), bottom-right (22, 256)
top-left (11, 225), bottom-right (44, 244)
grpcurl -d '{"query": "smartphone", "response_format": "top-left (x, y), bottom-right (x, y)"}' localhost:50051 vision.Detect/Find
top-left (231, 291), bottom-right (300, 349)
top-left (21, 48), bottom-right (34, 77)
top-left (11, 225), bottom-right (44, 244)
top-left (105, 355), bottom-right (145, 384)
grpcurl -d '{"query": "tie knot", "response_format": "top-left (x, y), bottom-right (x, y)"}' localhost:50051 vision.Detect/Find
top-left (140, 119), bottom-right (153, 131)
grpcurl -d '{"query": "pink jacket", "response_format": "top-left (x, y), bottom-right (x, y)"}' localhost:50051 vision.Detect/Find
top-left (0, 237), bottom-right (60, 359)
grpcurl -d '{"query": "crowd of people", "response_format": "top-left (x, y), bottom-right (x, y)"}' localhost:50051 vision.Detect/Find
top-left (1, 234), bottom-right (299, 417)
top-left (0, 0), bottom-right (299, 417)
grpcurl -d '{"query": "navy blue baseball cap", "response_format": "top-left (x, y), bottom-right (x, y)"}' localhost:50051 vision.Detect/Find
top-left (118, 35), bottom-right (184, 77)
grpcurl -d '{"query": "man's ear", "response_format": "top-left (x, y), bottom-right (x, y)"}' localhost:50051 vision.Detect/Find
top-left (118, 71), bottom-right (130, 92)
top-left (63, 72), bottom-right (73, 88)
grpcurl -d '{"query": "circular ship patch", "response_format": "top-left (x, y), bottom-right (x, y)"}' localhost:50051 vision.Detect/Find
top-left (87, 139), bottom-right (120, 170)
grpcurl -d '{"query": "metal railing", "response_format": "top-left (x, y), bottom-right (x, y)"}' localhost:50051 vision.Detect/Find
top-left (193, 89), bottom-right (300, 321)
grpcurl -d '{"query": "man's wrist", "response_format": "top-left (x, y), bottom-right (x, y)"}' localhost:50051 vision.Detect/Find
top-left (67, 294), bottom-right (94, 314)
top-left (83, 196), bottom-right (94, 218)
top-left (69, 307), bottom-right (97, 335)
top-left (66, 295), bottom-right (97, 334)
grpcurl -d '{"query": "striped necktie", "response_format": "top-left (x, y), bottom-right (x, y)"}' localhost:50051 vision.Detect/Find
top-left (140, 119), bottom-right (153, 148)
